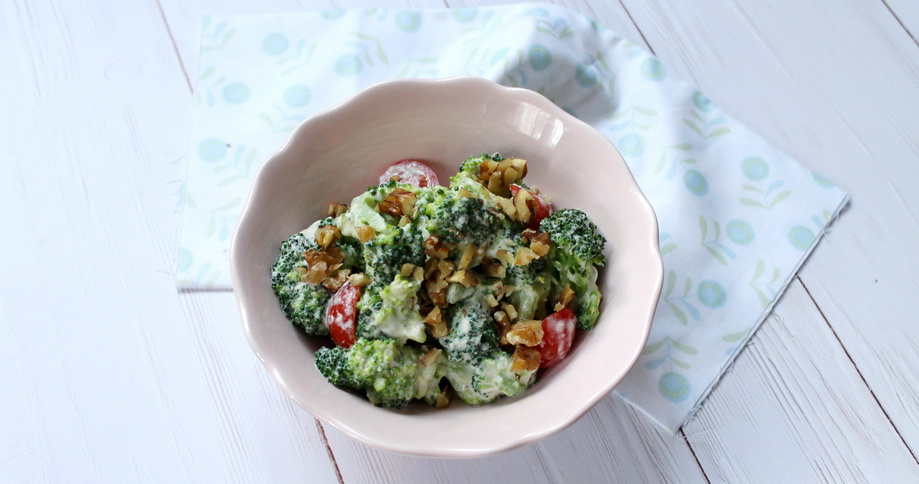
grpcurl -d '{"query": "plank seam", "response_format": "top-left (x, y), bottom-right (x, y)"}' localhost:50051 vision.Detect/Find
top-left (880, 0), bottom-right (919, 48)
top-left (680, 428), bottom-right (712, 484)
top-left (316, 420), bottom-right (345, 484)
top-left (799, 277), bottom-right (919, 465)
top-left (154, 0), bottom-right (192, 91)
top-left (615, 0), bottom-right (656, 55)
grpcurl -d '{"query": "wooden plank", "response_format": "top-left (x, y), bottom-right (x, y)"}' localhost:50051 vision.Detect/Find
top-left (885, 0), bottom-right (919, 44)
top-left (684, 280), bottom-right (919, 482)
top-left (621, 0), bottom-right (919, 456)
top-left (324, 393), bottom-right (706, 484)
top-left (0, 0), bottom-right (338, 481)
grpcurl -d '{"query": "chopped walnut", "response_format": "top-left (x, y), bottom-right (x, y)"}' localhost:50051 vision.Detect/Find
top-left (446, 269), bottom-right (477, 287)
top-left (315, 224), bottom-right (340, 250)
top-left (530, 240), bottom-right (550, 257)
top-left (477, 157), bottom-right (527, 197)
top-left (511, 346), bottom-right (541, 374)
top-left (493, 311), bottom-right (511, 345)
top-left (514, 247), bottom-right (540, 266)
top-left (423, 307), bottom-right (448, 338)
top-left (398, 215), bottom-right (411, 227)
top-left (484, 294), bottom-right (499, 308)
top-left (304, 248), bottom-right (344, 268)
top-left (495, 196), bottom-right (517, 219)
top-left (501, 302), bottom-right (518, 321)
top-left (348, 273), bottom-right (371, 287)
top-left (423, 235), bottom-right (449, 259)
top-left (458, 244), bottom-right (477, 270)
top-left (513, 189), bottom-right (533, 225)
top-left (434, 385), bottom-right (454, 409)
top-left (327, 202), bottom-right (348, 217)
top-left (378, 188), bottom-right (417, 218)
top-left (425, 279), bottom-right (449, 307)
top-left (302, 261), bottom-right (328, 285)
top-left (400, 263), bottom-right (416, 278)
top-left (505, 319), bottom-right (544, 347)
top-left (496, 249), bottom-right (515, 266)
top-left (355, 225), bottom-right (376, 243)
top-left (419, 347), bottom-right (443, 367)
top-left (479, 257), bottom-right (506, 278)
top-left (555, 284), bottom-right (576, 311)
top-left (321, 268), bottom-right (351, 291)
top-left (437, 259), bottom-right (456, 275)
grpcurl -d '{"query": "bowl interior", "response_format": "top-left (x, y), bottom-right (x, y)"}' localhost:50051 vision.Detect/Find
top-left (231, 78), bottom-right (662, 457)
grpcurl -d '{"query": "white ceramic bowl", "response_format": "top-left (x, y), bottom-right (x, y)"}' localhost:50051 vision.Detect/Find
top-left (230, 77), bottom-right (663, 457)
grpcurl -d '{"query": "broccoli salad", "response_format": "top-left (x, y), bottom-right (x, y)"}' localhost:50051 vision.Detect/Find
top-left (271, 154), bottom-right (606, 409)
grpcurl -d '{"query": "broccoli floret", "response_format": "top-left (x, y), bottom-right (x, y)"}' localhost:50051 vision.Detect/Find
top-left (540, 209), bottom-right (606, 329)
top-left (438, 300), bottom-right (500, 365)
top-left (539, 209), bottom-right (606, 267)
top-left (425, 191), bottom-right (507, 246)
top-left (315, 339), bottom-right (445, 408)
top-left (445, 351), bottom-right (536, 405)
top-left (270, 231), bottom-right (332, 334)
top-left (337, 235), bottom-right (364, 271)
top-left (348, 338), bottom-right (444, 408)
top-left (315, 346), bottom-right (356, 388)
top-left (362, 223), bottom-right (425, 293)
top-left (357, 274), bottom-right (426, 344)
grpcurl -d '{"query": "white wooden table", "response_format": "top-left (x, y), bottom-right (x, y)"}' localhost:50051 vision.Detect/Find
top-left (4, 0), bottom-right (918, 482)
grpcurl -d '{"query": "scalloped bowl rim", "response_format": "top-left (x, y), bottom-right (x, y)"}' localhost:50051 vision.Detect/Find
top-left (230, 77), bottom-right (663, 457)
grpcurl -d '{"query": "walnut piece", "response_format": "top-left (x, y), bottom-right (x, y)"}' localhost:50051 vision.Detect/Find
top-left (355, 225), bottom-right (376, 243)
top-left (377, 188), bottom-right (417, 218)
top-left (514, 247), bottom-right (540, 266)
top-left (434, 386), bottom-right (454, 409)
top-left (327, 202), bottom-right (349, 217)
top-left (423, 235), bottom-right (449, 259)
top-left (555, 284), bottom-right (576, 311)
top-left (348, 273), bottom-right (371, 287)
top-left (511, 346), bottom-right (541, 374)
top-left (505, 319), bottom-right (544, 347)
top-left (315, 224), bottom-right (340, 250)
top-left (419, 347), bottom-right (443, 367)
top-left (321, 268), bottom-right (351, 291)
top-left (477, 157), bottom-right (527, 197)
top-left (423, 307), bottom-right (448, 338)
top-left (457, 244), bottom-right (477, 270)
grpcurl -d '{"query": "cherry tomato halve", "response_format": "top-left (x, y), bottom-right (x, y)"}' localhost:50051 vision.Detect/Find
top-left (509, 184), bottom-right (552, 230)
top-left (537, 308), bottom-right (577, 368)
top-left (379, 159), bottom-right (440, 188)
top-left (326, 281), bottom-right (361, 348)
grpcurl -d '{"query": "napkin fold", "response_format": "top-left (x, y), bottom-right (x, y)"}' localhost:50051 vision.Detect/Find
top-left (177, 3), bottom-right (848, 432)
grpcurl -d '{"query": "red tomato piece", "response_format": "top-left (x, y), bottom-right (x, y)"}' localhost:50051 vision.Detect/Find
top-left (379, 159), bottom-right (440, 188)
top-left (509, 184), bottom-right (552, 230)
top-left (537, 308), bottom-right (577, 368)
top-left (325, 281), bottom-right (361, 348)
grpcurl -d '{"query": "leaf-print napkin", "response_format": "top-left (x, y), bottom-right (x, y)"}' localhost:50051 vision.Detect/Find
top-left (177, 3), bottom-right (848, 432)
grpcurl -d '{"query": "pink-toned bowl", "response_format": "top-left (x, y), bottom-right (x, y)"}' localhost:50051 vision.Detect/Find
top-left (230, 77), bottom-right (662, 457)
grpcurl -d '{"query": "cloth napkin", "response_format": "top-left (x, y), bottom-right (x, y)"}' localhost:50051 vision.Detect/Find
top-left (177, 3), bottom-right (848, 432)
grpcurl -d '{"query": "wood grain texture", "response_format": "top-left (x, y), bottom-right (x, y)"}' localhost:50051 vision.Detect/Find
top-left (621, 0), bottom-right (919, 458)
top-left (684, 280), bottom-right (919, 483)
top-left (4, 0), bottom-right (919, 481)
top-left (324, 394), bottom-right (706, 484)
top-left (0, 0), bottom-right (338, 481)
